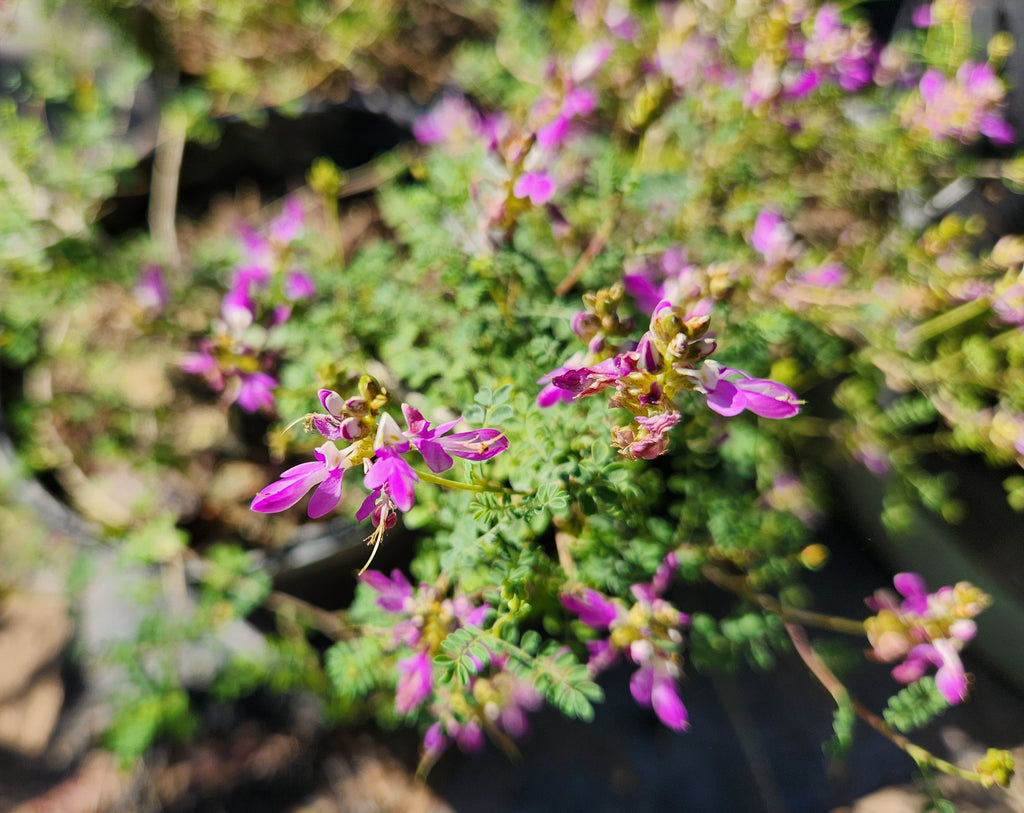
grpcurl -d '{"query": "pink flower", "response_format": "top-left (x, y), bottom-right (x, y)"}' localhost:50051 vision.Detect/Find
top-left (561, 554), bottom-right (689, 732)
top-left (751, 210), bottom-right (796, 266)
top-left (560, 589), bottom-right (622, 629)
top-left (364, 446), bottom-right (419, 513)
top-left (221, 283), bottom-right (257, 331)
top-left (865, 574), bottom-right (990, 705)
top-left (133, 264), bottom-right (168, 314)
top-left (513, 171), bottom-right (556, 205)
top-left (269, 196), bottom-right (304, 244)
top-left (235, 372), bottom-right (278, 414)
top-left (396, 651), bottom-right (433, 714)
top-left (911, 4), bottom-right (933, 27)
top-left (360, 569), bottom-right (414, 613)
top-left (401, 404), bottom-right (509, 472)
top-left (284, 270), bottom-right (316, 301)
top-left (630, 665), bottom-right (689, 731)
top-left (251, 441), bottom-right (356, 518)
top-left (697, 361), bottom-right (802, 419)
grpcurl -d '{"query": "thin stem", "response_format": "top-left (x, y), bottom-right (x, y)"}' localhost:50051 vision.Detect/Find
top-left (149, 110), bottom-right (186, 275)
top-left (555, 200), bottom-right (620, 296)
top-left (702, 564), bottom-right (867, 636)
top-left (900, 297), bottom-right (991, 347)
top-left (785, 623), bottom-right (989, 786)
top-left (265, 590), bottom-right (349, 640)
top-left (413, 468), bottom-right (526, 496)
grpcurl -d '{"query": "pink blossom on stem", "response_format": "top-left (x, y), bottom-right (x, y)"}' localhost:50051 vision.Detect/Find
top-left (134, 264), bottom-right (169, 314)
top-left (401, 404), bottom-right (509, 472)
top-left (396, 651), bottom-right (434, 714)
top-left (235, 372), bottom-right (278, 414)
top-left (865, 573), bottom-right (990, 704)
top-left (250, 441), bottom-right (356, 518)
top-left (697, 361), bottom-right (802, 419)
top-left (561, 554), bottom-right (689, 731)
top-left (513, 171), bottom-right (556, 205)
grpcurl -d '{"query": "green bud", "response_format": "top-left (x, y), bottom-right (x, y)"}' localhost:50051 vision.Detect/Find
top-left (308, 157), bottom-right (344, 198)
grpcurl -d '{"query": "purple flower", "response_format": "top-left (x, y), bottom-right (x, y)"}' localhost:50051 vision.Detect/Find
top-left (561, 554), bottom-right (689, 731)
top-left (911, 4), bottom-right (933, 27)
top-left (364, 447), bottom-right (419, 513)
top-left (751, 210), bottom-right (796, 266)
top-left (360, 569), bottom-right (414, 613)
top-left (865, 574), bottom-right (990, 705)
top-left (551, 354), bottom-right (637, 399)
top-left (269, 196), bottom-right (304, 245)
top-left (413, 95), bottom-right (483, 146)
top-left (221, 283), bottom-right (257, 331)
top-left (401, 404), bottom-right (509, 473)
top-left (560, 589), bottom-right (622, 629)
top-left (251, 441), bottom-right (355, 518)
top-left (133, 264), bottom-right (169, 314)
top-left (513, 171), bottom-right (556, 205)
top-left (235, 371), bottom-right (278, 414)
top-left (611, 412), bottom-right (680, 460)
top-left (907, 62), bottom-right (1014, 146)
top-left (630, 665), bottom-right (689, 731)
top-left (396, 651), bottom-right (433, 714)
top-left (697, 361), bottom-right (802, 419)
top-left (536, 115), bottom-right (571, 151)
top-left (180, 342), bottom-right (224, 390)
top-left (284, 270), bottom-right (316, 301)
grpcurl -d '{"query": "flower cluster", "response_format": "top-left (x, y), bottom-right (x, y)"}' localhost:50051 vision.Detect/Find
top-left (361, 570), bottom-right (541, 759)
top-left (744, 0), bottom-right (875, 108)
top-left (251, 376), bottom-right (508, 563)
top-left (561, 554), bottom-right (690, 731)
top-left (180, 197), bottom-right (316, 414)
top-left (864, 572), bottom-right (991, 704)
top-left (900, 61), bottom-right (1015, 146)
top-left (540, 286), bottom-right (801, 459)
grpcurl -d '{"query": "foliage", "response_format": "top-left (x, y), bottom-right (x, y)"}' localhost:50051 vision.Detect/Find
top-left (0, 0), bottom-right (1020, 798)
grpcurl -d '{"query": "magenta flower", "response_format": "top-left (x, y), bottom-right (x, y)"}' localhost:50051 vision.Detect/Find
top-left (630, 665), bottom-right (689, 731)
top-left (401, 404), bottom-right (509, 472)
top-left (560, 589), bottom-right (622, 629)
top-left (133, 264), bottom-right (169, 314)
top-left (364, 446), bottom-right (419, 513)
top-left (537, 359), bottom-right (584, 407)
top-left (235, 371), bottom-right (278, 414)
top-left (513, 171), bottom-right (556, 205)
top-left (221, 283), bottom-right (257, 331)
top-left (269, 196), bottom-right (304, 244)
top-left (412, 95), bottom-right (484, 146)
top-left (621, 247), bottom-right (701, 314)
top-left (865, 573), bottom-right (990, 705)
top-left (284, 269), bottom-right (316, 301)
top-left (911, 4), bottom-right (933, 26)
top-left (696, 361), bottom-right (802, 419)
top-left (180, 342), bottom-right (224, 390)
top-left (360, 569), bottom-right (414, 613)
top-left (396, 651), bottom-right (434, 714)
top-left (251, 441), bottom-right (355, 518)
top-left (907, 62), bottom-right (1015, 146)
top-left (561, 553), bottom-right (689, 731)
top-left (751, 210), bottom-right (796, 266)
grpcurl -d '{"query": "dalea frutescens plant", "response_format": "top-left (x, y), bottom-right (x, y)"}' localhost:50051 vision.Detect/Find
top-left (2, 0), bottom-right (1022, 799)
top-left (239, 0), bottom-right (1022, 789)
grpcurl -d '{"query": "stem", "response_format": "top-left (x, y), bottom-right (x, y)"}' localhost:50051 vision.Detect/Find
top-left (555, 200), bottom-right (620, 297)
top-left (265, 590), bottom-right (349, 640)
top-left (900, 297), bottom-right (991, 347)
top-left (413, 468), bottom-right (526, 496)
top-left (702, 565), bottom-right (867, 636)
top-left (149, 110), bottom-right (186, 275)
top-left (785, 623), bottom-right (989, 786)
